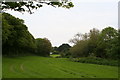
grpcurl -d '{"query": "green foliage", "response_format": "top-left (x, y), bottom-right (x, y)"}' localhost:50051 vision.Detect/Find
top-left (71, 57), bottom-right (118, 66)
top-left (1, 1), bottom-right (74, 14)
top-left (118, 29), bottom-right (120, 59)
top-left (52, 44), bottom-right (71, 58)
top-left (2, 12), bottom-right (36, 56)
top-left (88, 28), bottom-right (100, 55)
top-left (95, 27), bottom-right (118, 59)
top-left (70, 40), bottom-right (89, 58)
top-left (69, 27), bottom-right (119, 60)
top-left (70, 28), bottom-right (100, 58)
top-left (57, 44), bottom-right (71, 52)
top-left (35, 38), bottom-right (52, 56)
top-left (2, 13), bottom-right (53, 57)
top-left (52, 46), bottom-right (60, 54)
top-left (56, 43), bottom-right (71, 57)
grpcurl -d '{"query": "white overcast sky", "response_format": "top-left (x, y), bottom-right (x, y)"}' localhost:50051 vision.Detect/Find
top-left (6, 0), bottom-right (119, 47)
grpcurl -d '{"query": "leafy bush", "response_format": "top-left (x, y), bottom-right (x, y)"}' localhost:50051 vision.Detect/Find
top-left (70, 57), bottom-right (118, 66)
top-left (35, 38), bottom-right (52, 56)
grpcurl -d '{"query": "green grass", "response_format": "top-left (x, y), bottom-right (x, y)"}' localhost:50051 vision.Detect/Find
top-left (3, 56), bottom-right (118, 78)
top-left (50, 54), bottom-right (61, 58)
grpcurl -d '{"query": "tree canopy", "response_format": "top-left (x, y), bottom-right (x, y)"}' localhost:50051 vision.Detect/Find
top-left (2, 12), bottom-right (52, 56)
top-left (95, 27), bottom-right (119, 59)
top-left (1, 0), bottom-right (74, 14)
top-left (57, 43), bottom-right (71, 52)
top-left (52, 43), bottom-right (71, 57)
top-left (35, 38), bottom-right (52, 56)
top-left (69, 27), bottom-right (119, 59)
top-left (2, 12), bottom-right (36, 55)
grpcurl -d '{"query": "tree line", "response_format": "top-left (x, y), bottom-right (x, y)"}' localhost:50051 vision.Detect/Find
top-left (2, 12), bottom-right (120, 60)
top-left (2, 12), bottom-right (52, 56)
top-left (54, 27), bottom-right (119, 60)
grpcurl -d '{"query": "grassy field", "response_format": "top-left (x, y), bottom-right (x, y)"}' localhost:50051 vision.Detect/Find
top-left (2, 56), bottom-right (118, 78)
top-left (50, 54), bottom-right (61, 58)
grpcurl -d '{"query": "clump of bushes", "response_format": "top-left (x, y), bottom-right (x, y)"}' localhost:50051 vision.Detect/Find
top-left (70, 57), bottom-right (118, 66)
top-left (52, 44), bottom-right (71, 58)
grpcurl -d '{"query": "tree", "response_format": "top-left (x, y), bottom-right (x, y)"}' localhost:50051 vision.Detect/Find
top-left (69, 33), bottom-right (89, 58)
top-left (95, 27), bottom-right (118, 59)
top-left (35, 38), bottom-right (52, 56)
top-left (88, 28), bottom-right (100, 56)
top-left (70, 40), bottom-right (89, 58)
top-left (56, 43), bottom-right (71, 57)
top-left (69, 33), bottom-right (87, 45)
top-left (0, 13), bottom-right (1, 56)
top-left (1, 1), bottom-right (74, 14)
top-left (57, 44), bottom-right (71, 52)
top-left (69, 27), bottom-right (119, 59)
top-left (69, 29), bottom-right (99, 58)
top-left (118, 29), bottom-right (120, 59)
top-left (52, 46), bottom-right (59, 54)
top-left (2, 13), bottom-right (36, 55)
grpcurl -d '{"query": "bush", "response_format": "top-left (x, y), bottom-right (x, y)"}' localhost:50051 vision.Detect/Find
top-left (70, 57), bottom-right (118, 66)
top-left (35, 38), bottom-right (52, 56)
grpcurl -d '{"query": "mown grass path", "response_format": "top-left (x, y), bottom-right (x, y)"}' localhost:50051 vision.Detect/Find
top-left (3, 56), bottom-right (118, 78)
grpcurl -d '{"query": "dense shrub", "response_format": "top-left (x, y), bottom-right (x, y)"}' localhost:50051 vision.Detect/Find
top-left (35, 38), bottom-right (52, 56)
top-left (70, 40), bottom-right (90, 58)
top-left (70, 57), bottom-right (118, 66)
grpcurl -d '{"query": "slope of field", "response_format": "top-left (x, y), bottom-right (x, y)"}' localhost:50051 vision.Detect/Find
top-left (2, 56), bottom-right (118, 78)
